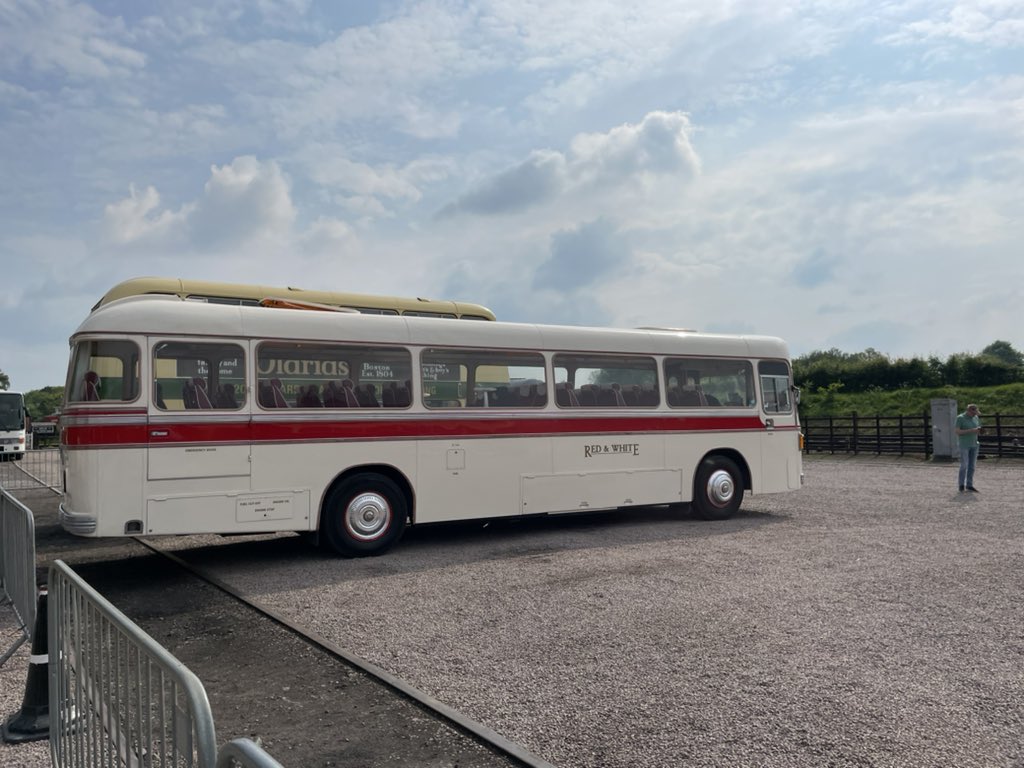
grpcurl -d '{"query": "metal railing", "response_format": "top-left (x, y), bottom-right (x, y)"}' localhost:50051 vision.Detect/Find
top-left (0, 487), bottom-right (36, 665)
top-left (0, 447), bottom-right (63, 494)
top-left (48, 560), bottom-right (285, 767)
top-left (49, 559), bottom-right (218, 766)
top-left (216, 738), bottom-right (286, 768)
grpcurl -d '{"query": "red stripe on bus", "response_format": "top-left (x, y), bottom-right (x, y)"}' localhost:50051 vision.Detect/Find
top-left (61, 415), bottom-right (785, 448)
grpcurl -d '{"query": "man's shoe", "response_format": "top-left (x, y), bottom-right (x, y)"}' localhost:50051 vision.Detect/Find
top-left (959, 485), bottom-right (965, 492)
top-left (967, 486), bottom-right (979, 492)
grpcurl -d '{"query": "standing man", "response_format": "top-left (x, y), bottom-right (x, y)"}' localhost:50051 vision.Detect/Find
top-left (955, 403), bottom-right (982, 492)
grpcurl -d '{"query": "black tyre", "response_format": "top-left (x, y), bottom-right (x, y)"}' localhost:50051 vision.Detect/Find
top-left (323, 473), bottom-right (408, 556)
top-left (692, 456), bottom-right (743, 520)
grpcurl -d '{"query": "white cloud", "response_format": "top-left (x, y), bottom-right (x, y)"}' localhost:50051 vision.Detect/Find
top-left (293, 144), bottom-right (458, 220)
top-left (885, 1), bottom-right (1024, 48)
top-left (300, 216), bottom-right (355, 255)
top-left (0, 0), bottom-right (145, 79)
top-left (438, 149), bottom-right (566, 217)
top-left (103, 184), bottom-right (191, 245)
top-left (217, 2), bottom-right (487, 140)
top-left (304, 154), bottom-right (422, 202)
top-left (102, 156), bottom-right (296, 250)
top-left (568, 111), bottom-right (700, 186)
top-left (440, 111), bottom-right (699, 217)
top-left (190, 156), bottom-right (296, 247)
top-left (180, 0), bottom-right (843, 142)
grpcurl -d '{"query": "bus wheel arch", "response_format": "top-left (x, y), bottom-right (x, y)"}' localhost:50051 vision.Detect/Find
top-left (692, 450), bottom-right (749, 521)
top-left (320, 465), bottom-right (414, 557)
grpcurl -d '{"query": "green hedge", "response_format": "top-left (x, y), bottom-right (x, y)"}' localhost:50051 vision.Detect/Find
top-left (798, 382), bottom-right (1024, 419)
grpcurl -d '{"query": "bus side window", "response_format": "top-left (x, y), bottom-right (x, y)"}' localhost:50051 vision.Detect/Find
top-left (758, 360), bottom-right (793, 414)
top-left (664, 358), bottom-right (753, 410)
top-left (255, 341), bottom-right (412, 410)
top-left (68, 340), bottom-right (140, 403)
top-left (553, 355), bottom-right (658, 409)
top-left (153, 341), bottom-right (247, 410)
top-left (421, 348), bottom-right (545, 410)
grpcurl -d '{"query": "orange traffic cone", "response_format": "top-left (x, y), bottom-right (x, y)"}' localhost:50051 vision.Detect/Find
top-left (1, 588), bottom-right (49, 743)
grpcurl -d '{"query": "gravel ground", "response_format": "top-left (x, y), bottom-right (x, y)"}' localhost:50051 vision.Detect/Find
top-left (161, 456), bottom-right (1024, 767)
top-left (3, 456), bottom-right (1023, 767)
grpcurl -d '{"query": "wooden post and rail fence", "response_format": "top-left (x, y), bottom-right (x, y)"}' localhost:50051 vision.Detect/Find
top-left (800, 411), bottom-right (1024, 459)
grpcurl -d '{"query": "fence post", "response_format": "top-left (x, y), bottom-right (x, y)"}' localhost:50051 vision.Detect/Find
top-left (995, 413), bottom-right (1002, 457)
top-left (924, 410), bottom-right (931, 458)
top-left (898, 415), bottom-right (904, 456)
top-left (828, 416), bottom-right (834, 454)
top-left (875, 415), bottom-right (881, 454)
top-left (852, 412), bottom-right (859, 455)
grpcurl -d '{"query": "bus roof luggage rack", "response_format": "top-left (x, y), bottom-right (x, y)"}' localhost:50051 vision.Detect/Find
top-left (259, 298), bottom-right (360, 313)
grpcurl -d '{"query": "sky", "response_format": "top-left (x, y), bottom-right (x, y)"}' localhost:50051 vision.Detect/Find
top-left (1, 0), bottom-right (1023, 393)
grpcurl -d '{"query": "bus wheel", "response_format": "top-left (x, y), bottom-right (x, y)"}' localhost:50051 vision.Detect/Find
top-left (693, 456), bottom-right (743, 520)
top-left (323, 473), bottom-right (407, 557)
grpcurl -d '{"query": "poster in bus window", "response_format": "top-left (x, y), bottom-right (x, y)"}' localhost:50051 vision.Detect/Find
top-left (362, 362), bottom-right (398, 380)
top-left (421, 363), bottom-right (459, 381)
top-left (179, 358), bottom-right (244, 378)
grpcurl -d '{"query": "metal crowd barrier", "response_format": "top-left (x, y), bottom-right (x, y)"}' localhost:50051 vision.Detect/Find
top-left (48, 560), bottom-right (284, 768)
top-left (0, 486), bottom-right (36, 665)
top-left (216, 738), bottom-right (286, 768)
top-left (49, 559), bottom-right (219, 766)
top-left (0, 447), bottom-right (63, 494)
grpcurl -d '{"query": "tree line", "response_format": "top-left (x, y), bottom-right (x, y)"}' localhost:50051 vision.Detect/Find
top-left (793, 341), bottom-right (1024, 393)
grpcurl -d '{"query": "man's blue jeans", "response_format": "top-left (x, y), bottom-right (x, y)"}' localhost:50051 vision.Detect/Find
top-left (958, 445), bottom-right (978, 489)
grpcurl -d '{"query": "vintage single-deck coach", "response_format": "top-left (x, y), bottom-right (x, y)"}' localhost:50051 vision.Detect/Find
top-left (60, 294), bottom-right (803, 555)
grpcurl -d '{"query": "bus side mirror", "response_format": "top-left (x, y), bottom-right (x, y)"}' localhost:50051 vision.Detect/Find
top-left (792, 386), bottom-right (801, 405)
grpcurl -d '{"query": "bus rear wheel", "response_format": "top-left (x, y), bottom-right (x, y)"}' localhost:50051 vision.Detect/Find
top-left (693, 456), bottom-right (743, 520)
top-left (323, 473), bottom-right (407, 557)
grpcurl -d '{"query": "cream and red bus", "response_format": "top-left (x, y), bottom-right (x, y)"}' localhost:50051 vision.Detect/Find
top-left (93, 277), bottom-right (497, 320)
top-left (60, 295), bottom-right (802, 556)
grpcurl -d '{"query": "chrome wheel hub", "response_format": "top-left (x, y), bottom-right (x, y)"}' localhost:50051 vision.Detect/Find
top-left (706, 469), bottom-right (735, 508)
top-left (345, 492), bottom-right (391, 541)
